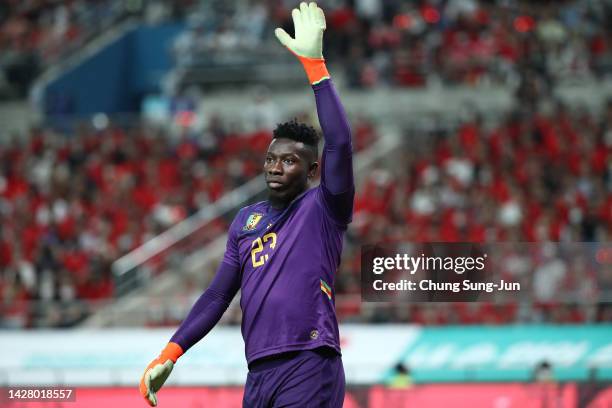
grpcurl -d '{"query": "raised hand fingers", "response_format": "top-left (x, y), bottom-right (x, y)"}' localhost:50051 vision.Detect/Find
top-left (291, 7), bottom-right (302, 33)
top-left (308, 3), bottom-right (318, 15)
top-left (300, 2), bottom-right (309, 20)
top-left (314, 3), bottom-right (326, 30)
top-left (293, 2), bottom-right (324, 30)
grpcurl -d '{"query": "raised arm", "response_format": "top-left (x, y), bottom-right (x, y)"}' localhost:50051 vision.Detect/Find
top-left (276, 2), bottom-right (354, 224)
top-left (315, 80), bottom-right (354, 223)
top-left (139, 216), bottom-right (242, 406)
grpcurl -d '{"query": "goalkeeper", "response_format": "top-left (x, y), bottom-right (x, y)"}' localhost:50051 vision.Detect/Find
top-left (140, 2), bottom-right (353, 406)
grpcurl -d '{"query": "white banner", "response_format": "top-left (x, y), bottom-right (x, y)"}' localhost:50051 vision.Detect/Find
top-left (0, 325), bottom-right (421, 386)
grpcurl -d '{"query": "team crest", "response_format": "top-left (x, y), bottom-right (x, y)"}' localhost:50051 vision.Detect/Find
top-left (243, 212), bottom-right (264, 231)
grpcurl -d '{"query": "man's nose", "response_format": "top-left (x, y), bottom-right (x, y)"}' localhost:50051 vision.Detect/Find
top-left (268, 160), bottom-right (283, 174)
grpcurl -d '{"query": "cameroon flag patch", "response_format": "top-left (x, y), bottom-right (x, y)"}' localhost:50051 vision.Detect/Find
top-left (320, 279), bottom-right (332, 300)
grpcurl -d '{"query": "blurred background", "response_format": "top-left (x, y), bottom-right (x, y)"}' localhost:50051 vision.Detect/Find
top-left (0, 0), bottom-right (611, 406)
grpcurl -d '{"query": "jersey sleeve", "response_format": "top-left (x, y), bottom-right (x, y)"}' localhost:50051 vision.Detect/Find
top-left (169, 212), bottom-right (243, 352)
top-left (313, 79), bottom-right (355, 225)
top-left (221, 210), bottom-right (242, 268)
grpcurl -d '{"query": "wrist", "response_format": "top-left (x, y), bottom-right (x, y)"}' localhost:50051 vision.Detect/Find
top-left (297, 55), bottom-right (330, 85)
top-left (160, 342), bottom-right (184, 363)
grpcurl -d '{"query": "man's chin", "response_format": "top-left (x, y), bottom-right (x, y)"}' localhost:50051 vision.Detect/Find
top-left (267, 188), bottom-right (293, 203)
top-left (267, 184), bottom-right (306, 206)
top-left (267, 188), bottom-right (286, 198)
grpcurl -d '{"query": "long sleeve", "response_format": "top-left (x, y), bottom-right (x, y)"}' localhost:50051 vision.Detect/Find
top-left (169, 261), bottom-right (240, 352)
top-left (169, 212), bottom-right (243, 352)
top-left (314, 79), bottom-right (354, 225)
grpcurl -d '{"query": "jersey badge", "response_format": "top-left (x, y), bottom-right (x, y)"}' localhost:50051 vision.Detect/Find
top-left (243, 212), bottom-right (264, 231)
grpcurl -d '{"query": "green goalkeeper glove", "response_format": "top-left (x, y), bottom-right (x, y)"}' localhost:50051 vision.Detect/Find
top-left (275, 2), bottom-right (330, 84)
top-left (139, 342), bottom-right (183, 406)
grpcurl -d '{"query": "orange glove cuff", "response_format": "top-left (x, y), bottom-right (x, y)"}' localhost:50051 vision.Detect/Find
top-left (160, 342), bottom-right (184, 363)
top-left (297, 55), bottom-right (330, 85)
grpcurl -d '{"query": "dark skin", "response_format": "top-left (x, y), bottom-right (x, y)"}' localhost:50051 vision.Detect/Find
top-left (264, 137), bottom-right (319, 209)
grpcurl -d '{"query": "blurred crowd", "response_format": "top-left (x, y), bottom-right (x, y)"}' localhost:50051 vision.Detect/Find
top-left (173, 0), bottom-right (612, 91)
top-left (0, 0), bottom-right (194, 98)
top-left (3, 0), bottom-right (612, 96)
top-left (144, 99), bottom-right (611, 329)
top-left (0, 117), bottom-right (281, 328)
top-left (336, 100), bottom-right (612, 324)
top-left (0, 0), bottom-right (130, 98)
top-left (0, 0), bottom-right (611, 329)
top-left (1, 101), bottom-right (610, 327)
top-left (324, 0), bottom-right (612, 89)
top-left (0, 110), bottom-right (378, 328)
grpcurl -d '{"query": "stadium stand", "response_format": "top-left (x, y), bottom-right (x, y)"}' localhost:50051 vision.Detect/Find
top-left (166, 0), bottom-right (612, 91)
top-left (342, 101), bottom-right (612, 324)
top-left (0, 0), bottom-right (202, 98)
top-left (1, 2), bottom-right (612, 406)
top-left (0, 0), bottom-right (610, 329)
top-left (2, 0), bottom-right (611, 96)
top-left (0, 115), bottom-right (379, 328)
top-left (5, 101), bottom-right (608, 329)
top-left (144, 101), bottom-right (612, 328)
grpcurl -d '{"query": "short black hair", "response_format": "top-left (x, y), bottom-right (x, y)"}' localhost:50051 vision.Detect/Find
top-left (273, 119), bottom-right (319, 158)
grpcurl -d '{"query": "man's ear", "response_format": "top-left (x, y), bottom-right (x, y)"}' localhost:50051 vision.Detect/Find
top-left (308, 161), bottom-right (319, 179)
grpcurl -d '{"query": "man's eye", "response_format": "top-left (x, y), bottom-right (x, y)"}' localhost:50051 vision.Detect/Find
top-left (265, 157), bottom-right (273, 163)
top-left (284, 159), bottom-right (295, 164)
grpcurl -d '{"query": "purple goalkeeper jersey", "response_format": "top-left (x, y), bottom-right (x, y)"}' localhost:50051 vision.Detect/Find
top-left (170, 79), bottom-right (354, 365)
top-left (226, 186), bottom-right (347, 362)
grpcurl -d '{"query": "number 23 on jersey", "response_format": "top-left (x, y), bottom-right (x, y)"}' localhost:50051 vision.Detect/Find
top-left (251, 232), bottom-right (277, 267)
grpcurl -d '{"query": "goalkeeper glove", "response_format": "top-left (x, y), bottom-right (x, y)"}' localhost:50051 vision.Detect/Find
top-left (275, 2), bottom-right (330, 85)
top-left (139, 342), bottom-right (183, 407)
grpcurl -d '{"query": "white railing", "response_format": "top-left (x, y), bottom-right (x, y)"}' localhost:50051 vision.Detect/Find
top-left (113, 175), bottom-right (263, 278)
top-left (111, 177), bottom-right (264, 296)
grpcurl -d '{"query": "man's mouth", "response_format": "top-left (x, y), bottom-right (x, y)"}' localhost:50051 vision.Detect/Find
top-left (266, 180), bottom-right (284, 189)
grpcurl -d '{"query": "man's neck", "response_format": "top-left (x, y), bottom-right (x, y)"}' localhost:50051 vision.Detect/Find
top-left (268, 197), bottom-right (289, 210)
top-left (268, 187), bottom-right (308, 210)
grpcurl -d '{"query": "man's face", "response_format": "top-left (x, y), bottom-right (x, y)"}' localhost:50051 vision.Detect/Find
top-left (264, 138), bottom-right (318, 204)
